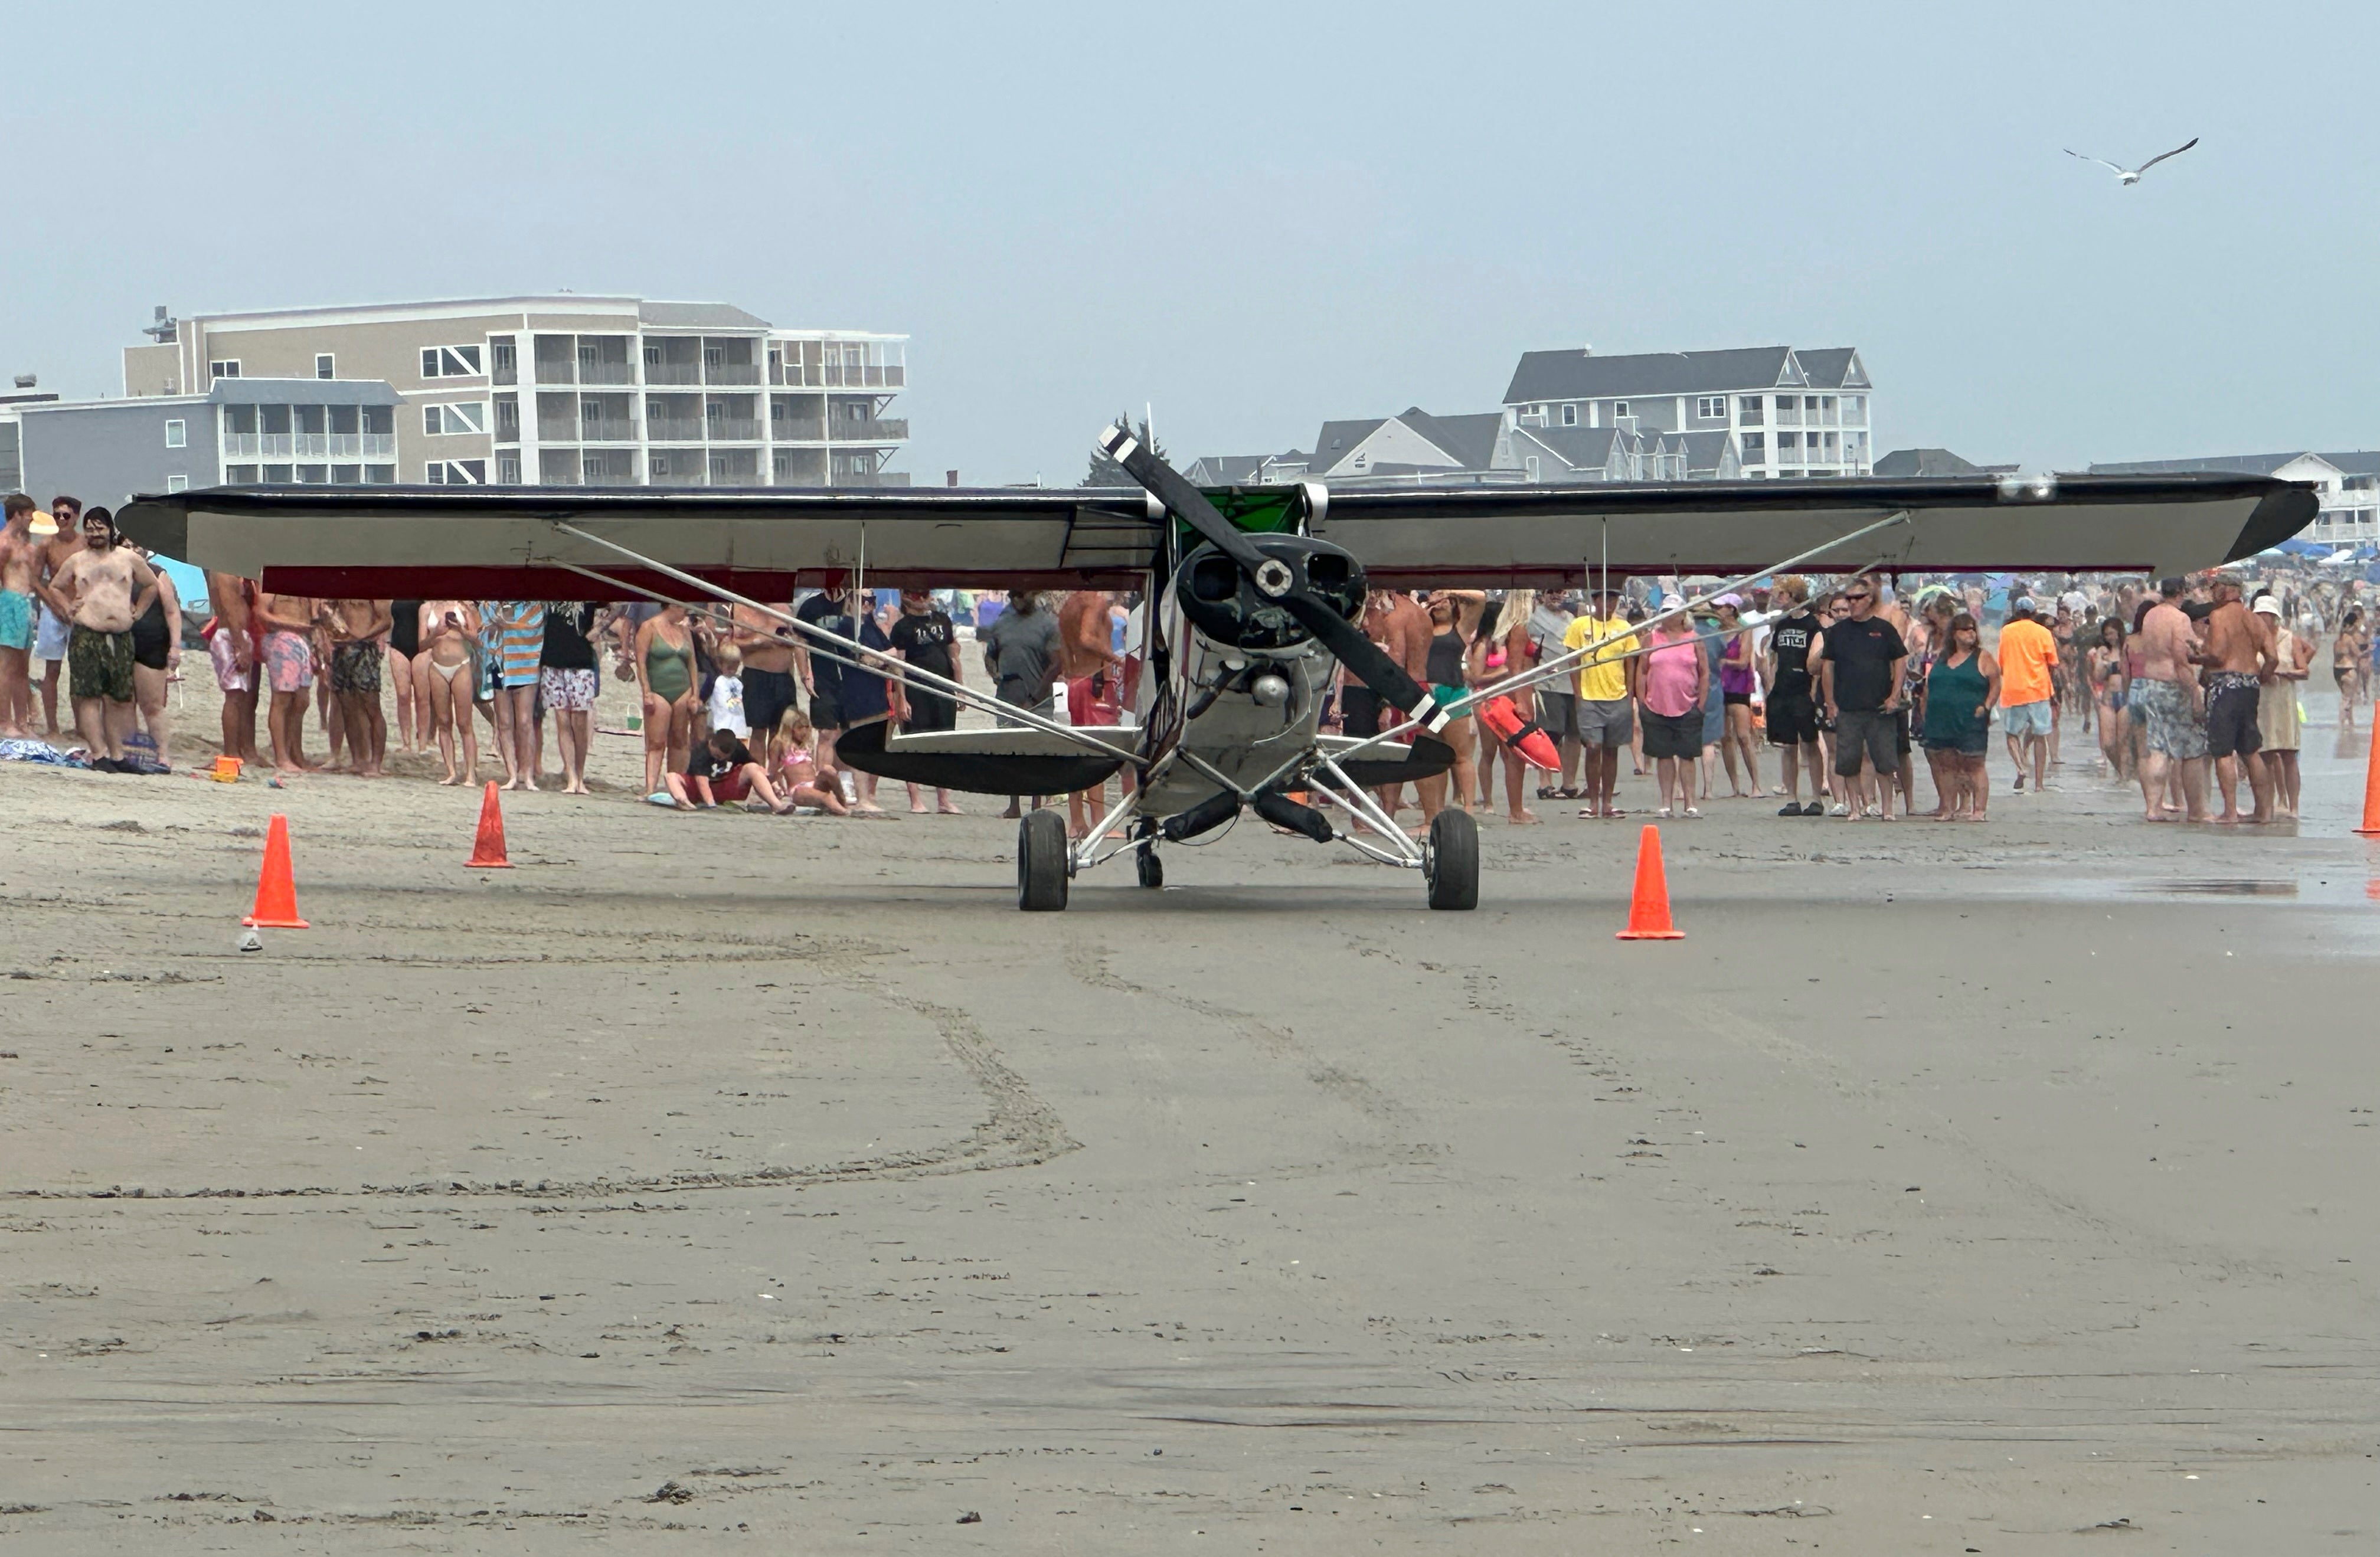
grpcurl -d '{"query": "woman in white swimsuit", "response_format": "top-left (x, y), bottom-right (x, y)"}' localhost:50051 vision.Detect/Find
top-left (416, 600), bottom-right (482, 785)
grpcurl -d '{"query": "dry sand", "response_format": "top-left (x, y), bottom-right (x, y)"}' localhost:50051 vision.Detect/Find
top-left (3, 665), bottom-right (2377, 1553)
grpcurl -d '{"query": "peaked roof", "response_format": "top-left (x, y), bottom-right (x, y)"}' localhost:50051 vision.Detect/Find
top-left (1681, 429), bottom-right (1737, 472)
top-left (1874, 447), bottom-right (1985, 477)
top-left (1312, 417), bottom-right (1390, 465)
top-left (1183, 454), bottom-right (1266, 485)
top-left (2089, 451), bottom-right (2380, 479)
top-left (1519, 424), bottom-right (1628, 469)
top-left (1397, 408), bottom-right (1504, 470)
top-left (1503, 346), bottom-right (1797, 405)
top-left (1793, 348), bottom-right (1865, 390)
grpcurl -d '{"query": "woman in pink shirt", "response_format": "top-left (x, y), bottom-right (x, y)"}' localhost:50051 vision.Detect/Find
top-left (1636, 603), bottom-right (1709, 818)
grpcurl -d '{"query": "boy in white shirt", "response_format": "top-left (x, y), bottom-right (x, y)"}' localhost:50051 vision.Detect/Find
top-left (707, 645), bottom-right (751, 740)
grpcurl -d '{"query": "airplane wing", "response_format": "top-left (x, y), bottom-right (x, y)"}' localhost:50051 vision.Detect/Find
top-left (1307, 472), bottom-right (2312, 585)
top-left (116, 471), bottom-right (2310, 596)
top-left (116, 485), bottom-right (1167, 597)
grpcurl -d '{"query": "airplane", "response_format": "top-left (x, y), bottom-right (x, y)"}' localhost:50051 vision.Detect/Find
top-left (119, 434), bottom-right (2312, 912)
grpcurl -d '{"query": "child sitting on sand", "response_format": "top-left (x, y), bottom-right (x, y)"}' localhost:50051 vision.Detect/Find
top-left (666, 728), bottom-right (798, 813)
top-left (776, 708), bottom-right (849, 815)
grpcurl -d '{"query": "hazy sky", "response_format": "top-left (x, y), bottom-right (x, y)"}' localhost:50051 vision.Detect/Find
top-left (5, 2), bottom-right (2371, 483)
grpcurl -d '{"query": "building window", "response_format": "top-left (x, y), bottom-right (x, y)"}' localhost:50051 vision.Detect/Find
top-left (424, 459), bottom-right (486, 485)
top-left (210, 360), bottom-right (240, 380)
top-left (1524, 454), bottom-right (1541, 481)
top-left (420, 345), bottom-right (485, 378)
top-left (364, 464), bottom-right (395, 484)
top-left (498, 456), bottom-right (522, 485)
top-left (1737, 395), bottom-right (1763, 426)
top-left (1561, 404), bottom-right (1578, 427)
top-left (1696, 396), bottom-right (1727, 420)
top-left (315, 354), bottom-right (335, 380)
top-left (164, 419), bottom-right (186, 449)
top-left (1843, 394), bottom-right (1866, 423)
top-left (423, 402), bottom-right (487, 436)
top-left (704, 344), bottom-right (725, 369)
top-left (1741, 433), bottom-right (1765, 461)
top-left (166, 475), bottom-right (189, 493)
top-left (1613, 401), bottom-right (1630, 418)
top-left (224, 464), bottom-right (259, 483)
top-left (650, 452), bottom-right (672, 479)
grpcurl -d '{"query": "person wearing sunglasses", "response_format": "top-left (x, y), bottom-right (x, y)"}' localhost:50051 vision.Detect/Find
top-left (1806, 577), bottom-right (1908, 820)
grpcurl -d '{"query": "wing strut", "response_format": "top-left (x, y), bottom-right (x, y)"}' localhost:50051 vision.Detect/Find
top-left (1330, 509), bottom-right (1914, 764)
top-left (544, 521), bottom-right (1144, 769)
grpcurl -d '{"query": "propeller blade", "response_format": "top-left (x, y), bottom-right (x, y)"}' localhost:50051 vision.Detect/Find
top-left (1280, 592), bottom-right (1448, 734)
top-left (1096, 423), bottom-right (1266, 570)
top-left (1094, 423), bottom-right (1447, 732)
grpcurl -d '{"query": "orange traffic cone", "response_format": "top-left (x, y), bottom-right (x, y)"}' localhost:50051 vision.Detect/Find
top-left (242, 812), bottom-right (309, 928)
top-left (2358, 718), bottom-right (2380, 836)
top-left (466, 781), bottom-right (512, 868)
top-left (1615, 823), bottom-right (1685, 940)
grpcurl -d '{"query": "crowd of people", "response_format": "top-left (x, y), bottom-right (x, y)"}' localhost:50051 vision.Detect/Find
top-left (0, 488), bottom-right (2362, 833)
top-left (1339, 567), bottom-right (2350, 832)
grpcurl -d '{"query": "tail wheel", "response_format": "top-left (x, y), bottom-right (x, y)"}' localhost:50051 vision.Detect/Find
top-left (1136, 842), bottom-right (1163, 889)
top-left (1424, 808), bottom-right (1479, 910)
top-left (1018, 809), bottom-right (1070, 911)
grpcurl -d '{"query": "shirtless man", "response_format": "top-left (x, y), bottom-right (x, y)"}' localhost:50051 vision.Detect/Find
top-left (0, 494), bottom-right (40, 735)
top-left (34, 496), bottom-right (86, 736)
top-left (255, 589), bottom-right (321, 773)
top-left (34, 507), bottom-right (156, 770)
top-left (324, 599), bottom-right (393, 776)
top-left (1058, 590), bottom-right (1124, 840)
top-left (1375, 590), bottom-right (1435, 822)
top-left (2194, 573), bottom-right (2276, 825)
top-left (205, 570), bottom-right (264, 763)
top-left (731, 598), bottom-right (799, 772)
top-left (2133, 577), bottom-right (2209, 823)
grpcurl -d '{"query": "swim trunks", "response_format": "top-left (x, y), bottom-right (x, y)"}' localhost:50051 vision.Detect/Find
top-left (329, 639), bottom-right (382, 695)
top-left (2203, 670), bottom-right (2261, 761)
top-left (264, 630), bottom-right (313, 694)
top-left (34, 603), bottom-right (68, 660)
top-left (67, 624), bottom-right (135, 704)
top-left (2133, 676), bottom-right (2208, 760)
top-left (0, 588), bottom-right (31, 652)
top-left (539, 666), bottom-right (597, 712)
top-left (208, 629), bottom-right (254, 693)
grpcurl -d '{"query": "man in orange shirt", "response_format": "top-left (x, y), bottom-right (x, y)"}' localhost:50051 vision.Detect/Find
top-left (1998, 597), bottom-right (2059, 793)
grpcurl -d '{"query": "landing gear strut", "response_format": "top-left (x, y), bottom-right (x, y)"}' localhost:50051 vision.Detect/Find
top-left (1135, 840), bottom-right (1163, 889)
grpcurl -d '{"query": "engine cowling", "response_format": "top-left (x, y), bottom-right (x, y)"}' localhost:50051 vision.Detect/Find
top-left (1173, 535), bottom-right (1364, 652)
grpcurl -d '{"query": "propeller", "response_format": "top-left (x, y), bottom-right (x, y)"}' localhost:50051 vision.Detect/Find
top-left (1095, 424), bottom-right (1449, 734)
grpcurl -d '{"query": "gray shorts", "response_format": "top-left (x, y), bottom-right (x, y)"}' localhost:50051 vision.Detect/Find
top-left (1577, 696), bottom-right (1633, 748)
top-left (34, 604), bottom-right (68, 661)
top-left (1533, 689), bottom-right (1576, 742)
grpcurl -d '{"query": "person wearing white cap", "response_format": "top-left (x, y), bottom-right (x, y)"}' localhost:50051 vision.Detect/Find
top-left (2252, 592), bottom-right (2309, 817)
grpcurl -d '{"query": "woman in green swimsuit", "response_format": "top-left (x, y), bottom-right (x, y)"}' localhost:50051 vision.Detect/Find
top-left (636, 603), bottom-right (699, 794)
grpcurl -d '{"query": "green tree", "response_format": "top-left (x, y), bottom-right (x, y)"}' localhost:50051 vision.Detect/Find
top-left (1084, 412), bottom-right (1167, 488)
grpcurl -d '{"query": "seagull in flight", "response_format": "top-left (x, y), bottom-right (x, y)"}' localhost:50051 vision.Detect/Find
top-left (2066, 137), bottom-right (2199, 185)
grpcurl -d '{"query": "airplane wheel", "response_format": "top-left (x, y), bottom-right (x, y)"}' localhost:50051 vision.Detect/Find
top-left (1018, 809), bottom-right (1070, 911)
top-left (1136, 843), bottom-right (1163, 889)
top-left (1424, 808), bottom-right (1478, 910)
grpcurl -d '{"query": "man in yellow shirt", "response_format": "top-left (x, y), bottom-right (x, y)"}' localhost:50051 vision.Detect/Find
top-left (1562, 587), bottom-right (1637, 817)
top-left (1997, 597), bottom-right (2059, 793)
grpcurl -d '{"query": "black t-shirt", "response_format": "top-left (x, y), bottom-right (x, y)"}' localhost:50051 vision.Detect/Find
top-left (887, 609), bottom-right (956, 682)
top-left (688, 737), bottom-right (754, 780)
top-left (541, 603), bottom-right (599, 669)
top-left (796, 593), bottom-right (846, 695)
top-left (1821, 616), bottom-right (1907, 712)
top-left (1768, 608), bottom-right (1820, 699)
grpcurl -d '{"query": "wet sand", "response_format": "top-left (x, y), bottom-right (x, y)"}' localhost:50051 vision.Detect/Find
top-left (3, 673), bottom-right (2377, 1553)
